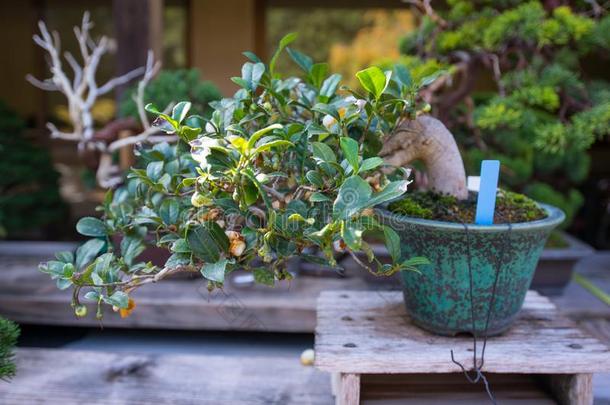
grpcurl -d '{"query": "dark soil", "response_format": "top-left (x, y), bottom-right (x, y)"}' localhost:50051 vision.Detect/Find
top-left (388, 190), bottom-right (548, 224)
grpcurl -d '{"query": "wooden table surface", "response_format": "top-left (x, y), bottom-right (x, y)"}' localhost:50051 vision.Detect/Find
top-left (0, 348), bottom-right (332, 405)
top-left (315, 290), bottom-right (610, 374)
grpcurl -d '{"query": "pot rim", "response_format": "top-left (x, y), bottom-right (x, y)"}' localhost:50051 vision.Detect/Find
top-left (376, 203), bottom-right (565, 232)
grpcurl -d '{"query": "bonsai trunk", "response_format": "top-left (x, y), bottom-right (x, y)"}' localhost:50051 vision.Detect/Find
top-left (380, 115), bottom-right (468, 200)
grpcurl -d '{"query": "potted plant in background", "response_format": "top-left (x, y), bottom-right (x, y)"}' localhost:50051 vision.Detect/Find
top-left (393, 0), bottom-right (609, 294)
top-left (0, 101), bottom-right (66, 240)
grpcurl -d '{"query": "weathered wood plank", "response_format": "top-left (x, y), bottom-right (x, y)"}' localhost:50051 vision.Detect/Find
top-left (336, 373), bottom-right (360, 405)
top-left (0, 348), bottom-right (333, 405)
top-left (545, 374), bottom-right (593, 405)
top-left (315, 291), bottom-right (610, 374)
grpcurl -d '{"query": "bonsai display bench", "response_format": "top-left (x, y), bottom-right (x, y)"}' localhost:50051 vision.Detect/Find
top-left (315, 290), bottom-right (610, 405)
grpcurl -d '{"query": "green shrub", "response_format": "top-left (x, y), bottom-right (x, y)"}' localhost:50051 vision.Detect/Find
top-left (0, 317), bottom-right (19, 381)
top-left (399, 1), bottom-right (610, 227)
top-left (0, 102), bottom-right (66, 238)
top-left (119, 69), bottom-right (222, 119)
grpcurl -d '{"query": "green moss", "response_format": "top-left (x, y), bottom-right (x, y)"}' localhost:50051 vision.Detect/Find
top-left (389, 190), bottom-right (547, 224)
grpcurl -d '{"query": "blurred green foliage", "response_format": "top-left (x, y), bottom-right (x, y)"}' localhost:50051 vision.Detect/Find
top-left (0, 317), bottom-right (19, 380)
top-left (0, 102), bottom-right (66, 238)
top-left (119, 69), bottom-right (222, 119)
top-left (400, 1), bottom-right (610, 227)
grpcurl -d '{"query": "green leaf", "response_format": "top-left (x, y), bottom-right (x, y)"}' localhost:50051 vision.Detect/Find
top-left (401, 256), bottom-right (431, 272)
top-left (340, 137), bottom-right (359, 172)
top-left (359, 157), bottom-right (384, 173)
top-left (383, 226), bottom-right (401, 262)
top-left (286, 48), bottom-right (313, 72)
top-left (356, 66), bottom-right (391, 100)
top-left (341, 221), bottom-right (363, 250)
top-left (242, 169), bottom-right (272, 210)
top-left (309, 192), bottom-right (331, 202)
top-left (247, 123), bottom-right (283, 150)
top-left (419, 70), bottom-right (446, 87)
top-left (165, 252), bottom-right (190, 268)
top-left (146, 161), bottom-right (164, 182)
top-left (84, 291), bottom-right (100, 301)
top-left (201, 258), bottom-right (230, 283)
top-left (75, 239), bottom-right (106, 270)
top-left (55, 251), bottom-right (74, 264)
top-left (187, 222), bottom-right (229, 263)
top-left (171, 238), bottom-right (190, 253)
top-left (392, 64), bottom-right (412, 87)
top-left (319, 74), bottom-right (342, 102)
top-left (104, 291), bottom-right (129, 309)
top-left (311, 142), bottom-right (337, 163)
top-left (151, 116), bottom-right (177, 134)
top-left (402, 256), bottom-right (430, 266)
top-left (309, 63), bottom-right (328, 88)
top-left (312, 103), bottom-right (340, 120)
top-left (367, 180), bottom-right (409, 207)
top-left (305, 170), bottom-right (324, 188)
top-left (242, 51), bottom-right (262, 63)
top-left (253, 268), bottom-right (275, 286)
top-left (159, 199), bottom-right (180, 225)
top-left (242, 62), bottom-right (265, 92)
top-left (120, 236), bottom-right (145, 267)
top-left (270, 32), bottom-right (297, 76)
top-left (171, 101), bottom-right (191, 124)
top-left (252, 140), bottom-right (293, 155)
top-left (333, 175), bottom-right (372, 220)
top-left (76, 217), bottom-right (107, 237)
top-left (57, 278), bottom-right (72, 290)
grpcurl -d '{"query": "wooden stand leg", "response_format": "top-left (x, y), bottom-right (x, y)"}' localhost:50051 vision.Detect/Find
top-left (545, 373), bottom-right (593, 405)
top-left (335, 373), bottom-right (360, 405)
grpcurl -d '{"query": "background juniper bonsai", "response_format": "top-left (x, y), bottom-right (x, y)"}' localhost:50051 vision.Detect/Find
top-left (0, 101), bottom-right (66, 239)
top-left (0, 317), bottom-right (19, 381)
top-left (399, 0), bottom-right (610, 227)
top-left (39, 34), bottom-right (447, 320)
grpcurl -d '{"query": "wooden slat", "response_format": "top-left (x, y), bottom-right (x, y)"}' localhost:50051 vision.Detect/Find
top-left (0, 348), bottom-right (333, 405)
top-left (545, 374), bottom-right (593, 405)
top-left (337, 373), bottom-right (360, 405)
top-left (361, 373), bottom-right (556, 404)
top-left (315, 291), bottom-right (610, 374)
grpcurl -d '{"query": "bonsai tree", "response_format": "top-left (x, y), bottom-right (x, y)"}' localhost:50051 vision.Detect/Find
top-left (38, 34), bottom-right (452, 319)
top-left (0, 101), bottom-right (66, 238)
top-left (398, 1), bottom-right (610, 226)
top-left (0, 317), bottom-right (19, 381)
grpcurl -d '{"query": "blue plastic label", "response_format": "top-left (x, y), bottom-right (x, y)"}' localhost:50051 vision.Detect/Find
top-left (475, 160), bottom-right (500, 225)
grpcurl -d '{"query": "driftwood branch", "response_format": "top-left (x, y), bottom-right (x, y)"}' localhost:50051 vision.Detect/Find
top-left (380, 115), bottom-right (468, 200)
top-left (28, 12), bottom-right (176, 188)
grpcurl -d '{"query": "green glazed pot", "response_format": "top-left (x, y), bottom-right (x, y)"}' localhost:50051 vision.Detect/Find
top-left (377, 203), bottom-right (565, 336)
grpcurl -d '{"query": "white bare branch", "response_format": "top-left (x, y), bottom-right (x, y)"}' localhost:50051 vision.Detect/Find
top-left (28, 12), bottom-right (182, 188)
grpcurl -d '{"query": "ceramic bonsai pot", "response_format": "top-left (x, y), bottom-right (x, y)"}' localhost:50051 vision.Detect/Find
top-left (377, 203), bottom-right (565, 336)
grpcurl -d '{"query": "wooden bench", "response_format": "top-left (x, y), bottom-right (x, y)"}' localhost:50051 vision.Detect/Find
top-left (0, 348), bottom-right (333, 404)
top-left (314, 290), bottom-right (610, 405)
